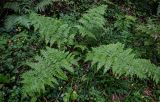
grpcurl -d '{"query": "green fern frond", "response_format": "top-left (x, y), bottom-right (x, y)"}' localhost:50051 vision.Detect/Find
top-left (29, 12), bottom-right (75, 47)
top-left (86, 42), bottom-right (160, 83)
top-left (4, 15), bottom-right (30, 31)
top-left (3, 0), bottom-right (33, 13)
top-left (76, 5), bottom-right (107, 38)
top-left (4, 2), bottom-right (20, 12)
top-left (4, 15), bottom-right (17, 30)
top-left (35, 0), bottom-right (55, 12)
top-left (21, 47), bottom-right (77, 96)
top-left (35, 0), bottom-right (67, 12)
top-left (136, 18), bottom-right (160, 37)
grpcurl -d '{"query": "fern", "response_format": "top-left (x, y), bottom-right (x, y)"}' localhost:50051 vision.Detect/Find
top-left (35, 0), bottom-right (67, 12)
top-left (86, 42), bottom-right (160, 83)
top-left (4, 2), bottom-right (20, 12)
top-left (4, 5), bottom-right (107, 46)
top-left (3, 0), bottom-right (33, 13)
top-left (4, 15), bottom-right (30, 31)
top-left (21, 47), bottom-right (77, 96)
top-left (29, 5), bottom-right (107, 47)
top-left (75, 5), bottom-right (107, 38)
top-left (136, 19), bottom-right (160, 35)
top-left (3, 0), bottom-right (65, 31)
top-left (29, 12), bottom-right (75, 47)
top-left (35, 0), bottom-right (56, 12)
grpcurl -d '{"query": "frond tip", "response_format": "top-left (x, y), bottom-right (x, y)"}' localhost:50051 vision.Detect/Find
top-left (86, 42), bottom-right (160, 83)
top-left (21, 47), bottom-right (77, 96)
top-left (76, 5), bottom-right (107, 38)
top-left (35, 0), bottom-right (55, 12)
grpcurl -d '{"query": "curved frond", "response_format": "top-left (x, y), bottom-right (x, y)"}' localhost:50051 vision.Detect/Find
top-left (86, 42), bottom-right (160, 83)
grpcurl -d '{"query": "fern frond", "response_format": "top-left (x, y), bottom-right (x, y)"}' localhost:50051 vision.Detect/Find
top-left (3, 0), bottom-right (33, 13)
top-left (29, 12), bottom-right (75, 47)
top-left (35, 0), bottom-right (55, 12)
top-left (4, 15), bottom-right (17, 30)
top-left (21, 47), bottom-right (77, 96)
top-left (86, 42), bottom-right (160, 83)
top-left (136, 18), bottom-right (160, 37)
top-left (4, 2), bottom-right (20, 12)
top-left (4, 15), bottom-right (30, 31)
top-left (76, 5), bottom-right (107, 38)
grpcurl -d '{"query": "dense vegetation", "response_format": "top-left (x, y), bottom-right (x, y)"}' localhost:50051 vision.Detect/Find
top-left (0, 0), bottom-right (160, 101)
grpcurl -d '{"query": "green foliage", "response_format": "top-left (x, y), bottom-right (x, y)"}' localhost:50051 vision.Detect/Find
top-left (89, 87), bottom-right (105, 102)
top-left (136, 18), bottom-right (160, 57)
top-left (21, 47), bottom-right (77, 96)
top-left (136, 18), bottom-right (160, 36)
top-left (63, 88), bottom-right (78, 102)
top-left (0, 31), bottom-right (42, 101)
top-left (29, 12), bottom-right (75, 47)
top-left (1, 0), bottom-right (160, 101)
top-left (3, 0), bottom-right (66, 31)
top-left (0, 74), bottom-right (9, 83)
top-left (4, 15), bottom-right (30, 31)
top-left (27, 5), bottom-right (107, 47)
top-left (76, 5), bottom-right (107, 38)
top-left (3, 0), bottom-right (34, 13)
top-left (35, 0), bottom-right (60, 12)
top-left (0, 91), bottom-right (4, 102)
top-left (3, 0), bottom-right (61, 13)
top-left (157, 2), bottom-right (160, 16)
top-left (4, 2), bottom-right (20, 12)
top-left (86, 42), bottom-right (160, 83)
